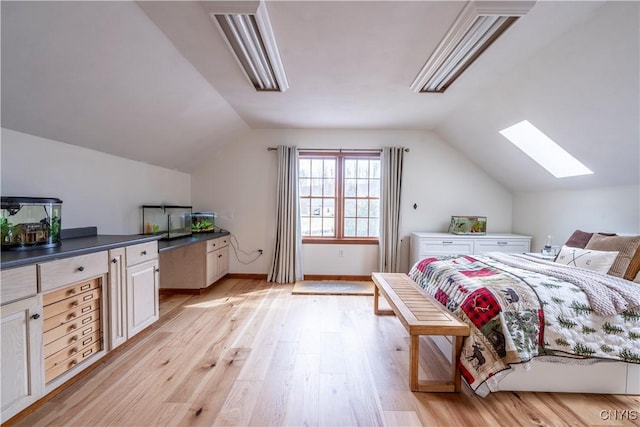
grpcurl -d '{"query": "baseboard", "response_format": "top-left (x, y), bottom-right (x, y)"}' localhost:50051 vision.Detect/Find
top-left (159, 288), bottom-right (202, 295)
top-left (302, 274), bottom-right (372, 281)
top-left (225, 273), bottom-right (269, 280)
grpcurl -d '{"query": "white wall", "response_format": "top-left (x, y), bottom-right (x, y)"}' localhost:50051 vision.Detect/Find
top-left (191, 129), bottom-right (513, 275)
top-left (512, 185), bottom-right (640, 252)
top-left (1, 128), bottom-right (191, 234)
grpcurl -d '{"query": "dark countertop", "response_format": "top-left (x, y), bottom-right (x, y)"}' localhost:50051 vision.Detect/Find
top-left (1, 234), bottom-right (161, 270)
top-left (158, 230), bottom-right (230, 252)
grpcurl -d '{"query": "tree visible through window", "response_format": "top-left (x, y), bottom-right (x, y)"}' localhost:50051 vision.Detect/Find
top-left (299, 152), bottom-right (380, 242)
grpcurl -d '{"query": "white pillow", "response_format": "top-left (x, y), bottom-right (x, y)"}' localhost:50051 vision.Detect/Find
top-left (555, 245), bottom-right (619, 273)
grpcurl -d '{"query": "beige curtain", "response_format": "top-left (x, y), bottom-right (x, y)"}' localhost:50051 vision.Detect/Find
top-left (268, 145), bottom-right (304, 283)
top-left (378, 147), bottom-right (405, 272)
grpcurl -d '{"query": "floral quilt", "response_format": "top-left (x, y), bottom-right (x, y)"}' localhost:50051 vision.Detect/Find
top-left (408, 254), bottom-right (640, 393)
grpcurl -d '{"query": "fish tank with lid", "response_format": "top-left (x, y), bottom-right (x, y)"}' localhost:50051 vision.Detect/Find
top-left (1, 196), bottom-right (63, 251)
top-left (142, 205), bottom-right (192, 239)
top-left (191, 212), bottom-right (216, 233)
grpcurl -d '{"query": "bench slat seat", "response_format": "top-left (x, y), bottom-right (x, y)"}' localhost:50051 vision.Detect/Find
top-left (372, 272), bottom-right (470, 392)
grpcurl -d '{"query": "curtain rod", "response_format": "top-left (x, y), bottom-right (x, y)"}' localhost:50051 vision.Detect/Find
top-left (267, 147), bottom-right (409, 152)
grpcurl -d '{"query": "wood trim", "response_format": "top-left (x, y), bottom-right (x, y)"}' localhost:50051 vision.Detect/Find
top-left (225, 273), bottom-right (268, 280)
top-left (158, 288), bottom-right (202, 295)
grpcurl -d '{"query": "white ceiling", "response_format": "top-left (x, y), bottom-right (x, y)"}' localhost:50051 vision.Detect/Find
top-left (2, 1), bottom-right (638, 192)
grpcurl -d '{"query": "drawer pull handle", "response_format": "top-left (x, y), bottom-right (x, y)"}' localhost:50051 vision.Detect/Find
top-left (67, 289), bottom-right (76, 295)
top-left (442, 241), bottom-right (453, 244)
top-left (83, 348), bottom-right (94, 357)
top-left (81, 306), bottom-right (91, 313)
top-left (70, 347), bottom-right (79, 355)
top-left (69, 324), bottom-right (77, 331)
top-left (83, 295), bottom-right (93, 301)
top-left (70, 336), bottom-right (78, 343)
top-left (141, 250), bottom-right (147, 256)
top-left (77, 266), bottom-right (85, 272)
top-left (80, 284), bottom-right (91, 291)
top-left (69, 360), bottom-right (78, 367)
top-left (82, 316), bottom-right (93, 324)
top-left (71, 301), bottom-right (79, 307)
top-left (31, 313), bottom-right (40, 320)
top-left (497, 242), bottom-right (508, 245)
top-left (218, 254), bottom-right (222, 258)
top-left (83, 327), bottom-right (93, 335)
top-left (82, 337), bottom-right (93, 346)
top-left (112, 258), bottom-right (118, 264)
top-left (67, 313), bottom-right (77, 320)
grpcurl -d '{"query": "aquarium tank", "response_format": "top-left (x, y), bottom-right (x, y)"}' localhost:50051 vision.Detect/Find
top-left (142, 205), bottom-right (192, 239)
top-left (191, 212), bottom-right (216, 233)
top-left (1, 196), bottom-right (62, 251)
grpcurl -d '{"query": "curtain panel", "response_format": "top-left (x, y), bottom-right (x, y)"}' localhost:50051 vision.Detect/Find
top-left (378, 147), bottom-right (405, 273)
top-left (268, 145), bottom-right (304, 283)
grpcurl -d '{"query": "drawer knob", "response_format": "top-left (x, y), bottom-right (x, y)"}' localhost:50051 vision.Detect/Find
top-left (155, 268), bottom-right (160, 273)
top-left (112, 258), bottom-right (118, 264)
top-left (31, 313), bottom-right (40, 320)
top-left (77, 266), bottom-right (85, 272)
top-left (218, 254), bottom-right (222, 258)
top-left (141, 250), bottom-right (147, 256)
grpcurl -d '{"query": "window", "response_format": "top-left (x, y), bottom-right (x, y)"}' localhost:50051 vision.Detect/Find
top-left (299, 152), bottom-right (380, 243)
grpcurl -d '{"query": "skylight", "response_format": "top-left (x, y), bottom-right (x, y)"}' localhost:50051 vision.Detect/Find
top-left (499, 120), bottom-right (593, 178)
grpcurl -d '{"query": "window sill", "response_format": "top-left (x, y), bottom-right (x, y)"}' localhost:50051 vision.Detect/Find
top-left (302, 238), bottom-right (379, 245)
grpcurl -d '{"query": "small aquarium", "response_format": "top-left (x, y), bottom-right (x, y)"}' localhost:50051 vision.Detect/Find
top-left (142, 205), bottom-right (192, 239)
top-left (448, 215), bottom-right (487, 235)
top-left (191, 212), bottom-right (216, 233)
top-left (1, 197), bottom-right (62, 251)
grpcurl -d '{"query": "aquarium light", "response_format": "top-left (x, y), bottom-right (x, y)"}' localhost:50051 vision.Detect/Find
top-left (499, 120), bottom-right (593, 178)
top-left (204, 1), bottom-right (289, 92)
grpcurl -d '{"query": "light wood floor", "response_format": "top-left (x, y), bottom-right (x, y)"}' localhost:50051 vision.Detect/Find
top-left (12, 278), bottom-right (639, 426)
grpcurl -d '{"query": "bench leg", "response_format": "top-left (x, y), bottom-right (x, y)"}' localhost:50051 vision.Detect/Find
top-left (373, 284), bottom-right (394, 316)
top-left (452, 336), bottom-right (463, 392)
top-left (409, 335), bottom-right (420, 391)
top-left (409, 335), bottom-right (464, 393)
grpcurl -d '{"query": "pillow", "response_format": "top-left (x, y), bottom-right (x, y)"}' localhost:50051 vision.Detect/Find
top-left (554, 246), bottom-right (619, 273)
top-left (563, 230), bottom-right (594, 249)
top-left (625, 246), bottom-right (640, 281)
top-left (584, 234), bottom-right (640, 278)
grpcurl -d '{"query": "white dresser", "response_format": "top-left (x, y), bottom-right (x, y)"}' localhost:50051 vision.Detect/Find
top-left (410, 232), bottom-right (531, 267)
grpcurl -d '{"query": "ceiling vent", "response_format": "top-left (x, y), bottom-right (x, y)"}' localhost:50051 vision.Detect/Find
top-left (411, 1), bottom-right (535, 93)
top-left (204, 1), bottom-right (289, 92)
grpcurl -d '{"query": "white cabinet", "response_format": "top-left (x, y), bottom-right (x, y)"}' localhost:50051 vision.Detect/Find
top-left (108, 247), bottom-right (127, 349)
top-left (124, 242), bottom-right (159, 339)
top-left (410, 232), bottom-right (531, 267)
top-left (1, 292), bottom-right (43, 423)
top-left (206, 236), bottom-right (229, 286)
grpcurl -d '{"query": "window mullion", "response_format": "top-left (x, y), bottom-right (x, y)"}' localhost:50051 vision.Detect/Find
top-left (336, 154), bottom-right (344, 239)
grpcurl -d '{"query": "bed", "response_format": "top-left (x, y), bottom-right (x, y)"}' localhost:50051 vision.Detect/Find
top-left (407, 249), bottom-right (640, 396)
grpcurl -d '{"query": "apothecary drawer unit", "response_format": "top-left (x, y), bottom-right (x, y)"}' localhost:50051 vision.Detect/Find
top-left (410, 232), bottom-right (531, 267)
top-left (42, 277), bottom-right (103, 383)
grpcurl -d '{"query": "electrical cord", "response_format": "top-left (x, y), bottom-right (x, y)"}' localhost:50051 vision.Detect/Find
top-left (229, 233), bottom-right (263, 265)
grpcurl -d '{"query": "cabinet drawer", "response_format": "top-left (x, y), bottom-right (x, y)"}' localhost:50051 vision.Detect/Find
top-left (42, 278), bottom-right (100, 307)
top-left (419, 239), bottom-right (474, 255)
top-left (475, 240), bottom-right (530, 254)
top-left (45, 341), bottom-right (101, 383)
top-left (39, 252), bottom-right (108, 292)
top-left (43, 288), bottom-right (101, 319)
top-left (45, 330), bottom-right (101, 371)
top-left (0, 265), bottom-right (37, 305)
top-left (206, 236), bottom-right (229, 252)
top-left (43, 312), bottom-right (100, 344)
top-left (44, 328), bottom-right (100, 359)
top-left (43, 299), bottom-right (99, 332)
top-left (126, 241), bottom-right (158, 267)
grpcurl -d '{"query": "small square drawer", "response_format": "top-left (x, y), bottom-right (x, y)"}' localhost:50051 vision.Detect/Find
top-left (126, 241), bottom-right (158, 267)
top-left (206, 236), bottom-right (229, 252)
top-left (39, 252), bottom-right (108, 293)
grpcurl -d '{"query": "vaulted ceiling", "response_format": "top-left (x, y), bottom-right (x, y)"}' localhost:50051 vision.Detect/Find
top-left (2, 1), bottom-right (638, 192)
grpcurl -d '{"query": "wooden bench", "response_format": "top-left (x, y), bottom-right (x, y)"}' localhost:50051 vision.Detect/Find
top-left (372, 272), bottom-right (470, 392)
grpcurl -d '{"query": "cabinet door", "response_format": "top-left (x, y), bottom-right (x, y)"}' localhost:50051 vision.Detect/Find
top-left (206, 250), bottom-right (218, 286)
top-left (1, 295), bottom-right (43, 423)
top-left (108, 248), bottom-right (127, 349)
top-left (126, 259), bottom-right (159, 338)
top-left (217, 246), bottom-right (229, 278)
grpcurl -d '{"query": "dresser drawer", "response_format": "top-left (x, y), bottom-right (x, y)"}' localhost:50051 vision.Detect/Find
top-left (419, 238), bottom-right (474, 255)
top-left (42, 278), bottom-right (100, 307)
top-left (45, 341), bottom-right (101, 383)
top-left (44, 314), bottom-right (100, 345)
top-left (43, 299), bottom-right (100, 333)
top-left (126, 241), bottom-right (158, 267)
top-left (39, 252), bottom-right (108, 292)
top-left (475, 239), bottom-right (530, 254)
top-left (206, 236), bottom-right (229, 252)
top-left (45, 330), bottom-right (101, 371)
top-left (44, 328), bottom-right (100, 359)
top-left (0, 265), bottom-right (37, 305)
top-left (43, 288), bottom-right (101, 319)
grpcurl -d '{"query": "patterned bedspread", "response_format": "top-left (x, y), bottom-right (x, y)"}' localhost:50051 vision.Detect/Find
top-left (408, 253), bottom-right (640, 394)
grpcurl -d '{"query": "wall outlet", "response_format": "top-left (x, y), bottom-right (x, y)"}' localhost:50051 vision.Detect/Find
top-left (338, 249), bottom-right (344, 257)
